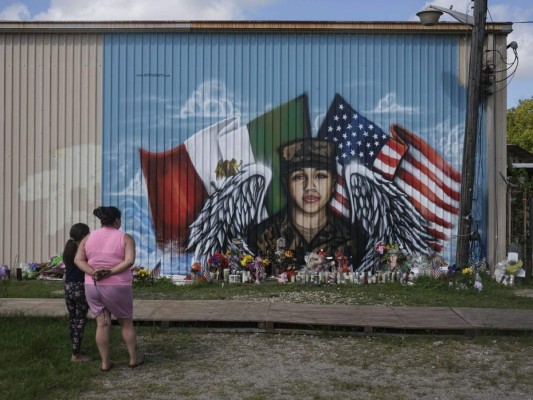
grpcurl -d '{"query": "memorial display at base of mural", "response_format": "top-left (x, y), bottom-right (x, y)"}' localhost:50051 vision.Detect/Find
top-left (179, 239), bottom-right (520, 291)
top-left (0, 249), bottom-right (524, 294)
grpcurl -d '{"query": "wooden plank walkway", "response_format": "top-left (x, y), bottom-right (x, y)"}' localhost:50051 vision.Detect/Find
top-left (2, 298), bottom-right (533, 335)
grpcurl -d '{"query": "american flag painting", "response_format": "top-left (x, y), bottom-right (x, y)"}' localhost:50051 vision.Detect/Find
top-left (318, 94), bottom-right (461, 250)
top-left (318, 94), bottom-right (408, 218)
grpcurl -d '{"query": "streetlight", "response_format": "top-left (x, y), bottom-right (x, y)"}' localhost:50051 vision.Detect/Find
top-left (416, 5), bottom-right (475, 26)
top-left (417, 1), bottom-right (488, 268)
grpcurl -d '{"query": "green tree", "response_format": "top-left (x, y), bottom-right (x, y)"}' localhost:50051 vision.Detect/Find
top-left (507, 97), bottom-right (533, 261)
top-left (507, 97), bottom-right (533, 153)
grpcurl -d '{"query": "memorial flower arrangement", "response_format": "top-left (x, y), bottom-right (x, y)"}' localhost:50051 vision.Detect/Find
top-left (208, 252), bottom-right (229, 271)
top-left (265, 249), bottom-right (297, 269)
top-left (240, 254), bottom-right (255, 271)
top-left (335, 249), bottom-right (350, 273)
top-left (505, 260), bottom-right (523, 276)
top-left (21, 262), bottom-right (42, 280)
top-left (189, 261), bottom-right (211, 282)
top-left (447, 264), bottom-right (483, 291)
top-left (133, 266), bottom-right (152, 284)
top-left (190, 261), bottom-right (202, 275)
top-left (304, 252), bottom-right (328, 272)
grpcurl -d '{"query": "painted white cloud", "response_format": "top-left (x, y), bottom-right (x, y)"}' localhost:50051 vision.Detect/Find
top-left (114, 169), bottom-right (147, 197)
top-left (0, 2), bottom-right (30, 19)
top-left (433, 120), bottom-right (465, 170)
top-left (372, 93), bottom-right (418, 114)
top-left (179, 80), bottom-right (235, 118)
top-left (20, 0), bottom-right (277, 20)
top-left (19, 144), bottom-right (102, 235)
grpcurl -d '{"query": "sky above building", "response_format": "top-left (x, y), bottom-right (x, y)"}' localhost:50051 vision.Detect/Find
top-left (1, 0), bottom-right (532, 108)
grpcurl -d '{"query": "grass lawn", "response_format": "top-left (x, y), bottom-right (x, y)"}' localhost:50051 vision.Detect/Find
top-left (1, 275), bottom-right (533, 399)
top-left (1, 273), bottom-right (533, 309)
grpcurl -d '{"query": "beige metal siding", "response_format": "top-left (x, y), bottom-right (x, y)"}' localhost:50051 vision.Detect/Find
top-left (485, 33), bottom-right (508, 265)
top-left (0, 33), bottom-right (102, 266)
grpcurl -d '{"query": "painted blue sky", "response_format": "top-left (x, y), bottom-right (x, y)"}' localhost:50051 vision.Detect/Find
top-left (1, 0), bottom-right (532, 108)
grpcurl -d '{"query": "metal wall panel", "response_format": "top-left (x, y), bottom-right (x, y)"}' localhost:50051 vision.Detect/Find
top-left (101, 32), bottom-right (476, 274)
top-left (0, 24), bottom-right (509, 273)
top-left (0, 33), bottom-right (102, 266)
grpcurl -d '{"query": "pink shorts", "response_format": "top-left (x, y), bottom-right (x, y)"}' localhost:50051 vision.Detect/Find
top-left (85, 284), bottom-right (133, 319)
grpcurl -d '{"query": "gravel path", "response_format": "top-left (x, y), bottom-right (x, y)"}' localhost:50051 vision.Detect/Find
top-left (79, 330), bottom-right (533, 400)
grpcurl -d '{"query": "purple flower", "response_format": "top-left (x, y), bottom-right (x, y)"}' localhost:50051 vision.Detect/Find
top-left (474, 281), bottom-right (483, 291)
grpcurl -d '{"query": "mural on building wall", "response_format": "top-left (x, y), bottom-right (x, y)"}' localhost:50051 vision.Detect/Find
top-left (102, 33), bottom-right (474, 275)
top-left (138, 93), bottom-right (460, 272)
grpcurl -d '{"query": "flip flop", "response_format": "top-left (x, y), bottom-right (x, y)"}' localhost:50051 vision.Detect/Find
top-left (100, 362), bottom-right (114, 372)
top-left (128, 360), bottom-right (144, 368)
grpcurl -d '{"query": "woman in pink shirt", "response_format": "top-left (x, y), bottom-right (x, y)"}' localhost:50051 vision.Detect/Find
top-left (75, 206), bottom-right (140, 372)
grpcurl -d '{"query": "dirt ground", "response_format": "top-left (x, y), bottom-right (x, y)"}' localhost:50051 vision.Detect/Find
top-left (79, 330), bottom-right (533, 400)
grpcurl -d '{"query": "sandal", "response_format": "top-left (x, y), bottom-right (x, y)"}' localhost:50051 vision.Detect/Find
top-left (100, 362), bottom-right (114, 372)
top-left (128, 360), bottom-right (144, 368)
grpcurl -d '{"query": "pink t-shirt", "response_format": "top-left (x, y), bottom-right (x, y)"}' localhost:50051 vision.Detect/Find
top-left (84, 227), bottom-right (133, 286)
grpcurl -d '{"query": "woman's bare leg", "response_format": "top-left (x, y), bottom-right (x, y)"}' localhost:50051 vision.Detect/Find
top-left (95, 310), bottom-right (112, 370)
top-left (118, 318), bottom-right (138, 366)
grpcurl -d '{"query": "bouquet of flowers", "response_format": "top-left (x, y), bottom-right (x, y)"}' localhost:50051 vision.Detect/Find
top-left (264, 247), bottom-right (298, 277)
top-left (276, 250), bottom-right (297, 270)
top-left (505, 260), bottom-right (523, 275)
top-left (190, 261), bottom-right (202, 275)
top-left (189, 261), bottom-right (211, 282)
top-left (335, 249), bottom-right (350, 273)
top-left (208, 252), bottom-right (229, 270)
top-left (240, 254), bottom-right (255, 271)
top-left (304, 252), bottom-right (327, 272)
top-left (447, 264), bottom-right (482, 291)
top-left (133, 266), bottom-right (152, 285)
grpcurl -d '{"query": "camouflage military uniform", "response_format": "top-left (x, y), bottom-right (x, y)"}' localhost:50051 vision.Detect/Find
top-left (249, 208), bottom-right (367, 268)
top-left (248, 137), bottom-right (368, 268)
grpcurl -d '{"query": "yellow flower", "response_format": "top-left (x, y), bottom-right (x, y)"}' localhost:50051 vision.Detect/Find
top-left (462, 267), bottom-right (473, 275)
top-left (284, 250), bottom-right (294, 258)
top-left (262, 258), bottom-right (270, 266)
top-left (240, 254), bottom-right (254, 267)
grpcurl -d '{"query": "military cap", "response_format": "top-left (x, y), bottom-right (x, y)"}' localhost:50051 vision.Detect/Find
top-left (279, 139), bottom-right (335, 174)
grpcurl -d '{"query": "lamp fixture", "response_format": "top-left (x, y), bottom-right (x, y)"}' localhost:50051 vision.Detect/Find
top-left (416, 5), bottom-right (474, 26)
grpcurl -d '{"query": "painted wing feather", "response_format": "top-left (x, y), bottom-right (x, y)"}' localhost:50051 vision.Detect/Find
top-left (345, 162), bottom-right (434, 271)
top-left (187, 163), bottom-right (272, 266)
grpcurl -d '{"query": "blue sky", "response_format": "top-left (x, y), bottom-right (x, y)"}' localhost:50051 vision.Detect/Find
top-left (1, 0), bottom-right (532, 107)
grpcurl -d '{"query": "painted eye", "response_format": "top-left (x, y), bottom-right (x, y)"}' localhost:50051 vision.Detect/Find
top-left (291, 173), bottom-right (305, 181)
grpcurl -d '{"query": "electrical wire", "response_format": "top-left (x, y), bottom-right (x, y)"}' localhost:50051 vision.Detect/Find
top-left (491, 50), bottom-right (519, 94)
top-left (484, 49), bottom-right (518, 69)
top-left (485, 5), bottom-right (521, 95)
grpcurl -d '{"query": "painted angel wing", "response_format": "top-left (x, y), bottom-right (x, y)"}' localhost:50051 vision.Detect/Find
top-left (345, 162), bottom-right (433, 271)
top-left (187, 163), bottom-right (272, 266)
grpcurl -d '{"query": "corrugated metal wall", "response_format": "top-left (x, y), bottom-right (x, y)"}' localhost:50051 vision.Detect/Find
top-left (0, 33), bottom-right (102, 265)
top-left (102, 32), bottom-right (469, 274)
top-left (0, 24), bottom-right (510, 270)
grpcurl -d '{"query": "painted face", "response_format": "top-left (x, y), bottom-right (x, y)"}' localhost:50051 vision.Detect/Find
top-left (287, 167), bottom-right (334, 214)
top-left (388, 253), bottom-right (398, 264)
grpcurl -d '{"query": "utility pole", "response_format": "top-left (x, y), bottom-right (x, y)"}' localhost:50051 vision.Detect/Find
top-left (455, 0), bottom-right (488, 267)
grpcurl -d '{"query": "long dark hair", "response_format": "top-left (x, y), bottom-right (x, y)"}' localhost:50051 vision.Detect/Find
top-left (63, 223), bottom-right (90, 267)
top-left (93, 206), bottom-right (121, 226)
